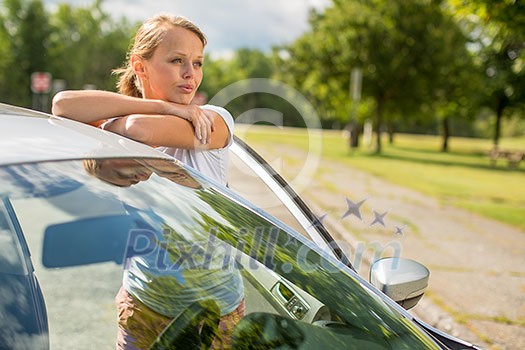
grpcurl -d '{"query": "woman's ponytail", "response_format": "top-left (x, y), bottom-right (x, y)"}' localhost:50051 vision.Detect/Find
top-left (113, 64), bottom-right (142, 98)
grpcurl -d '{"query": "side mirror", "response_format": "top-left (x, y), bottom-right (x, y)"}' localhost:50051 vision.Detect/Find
top-left (369, 258), bottom-right (429, 310)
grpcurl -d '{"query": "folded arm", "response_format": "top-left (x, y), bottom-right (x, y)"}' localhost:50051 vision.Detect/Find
top-left (52, 90), bottom-right (215, 143)
top-left (101, 110), bottom-right (229, 150)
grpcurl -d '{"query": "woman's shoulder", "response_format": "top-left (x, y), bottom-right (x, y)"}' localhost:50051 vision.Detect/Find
top-left (199, 105), bottom-right (233, 123)
top-left (199, 104), bottom-right (234, 136)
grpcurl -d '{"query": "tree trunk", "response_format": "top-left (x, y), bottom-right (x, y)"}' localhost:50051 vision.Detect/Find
top-left (493, 98), bottom-right (505, 147)
top-left (348, 121), bottom-right (360, 149)
top-left (387, 120), bottom-right (395, 145)
top-left (441, 117), bottom-right (450, 152)
top-left (375, 97), bottom-right (384, 153)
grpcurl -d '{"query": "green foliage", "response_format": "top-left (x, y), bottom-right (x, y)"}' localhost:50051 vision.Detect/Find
top-left (0, 0), bottom-right (522, 140)
top-left (0, 0), bottom-right (137, 109)
top-left (448, 0), bottom-right (525, 145)
top-left (281, 0), bottom-right (478, 153)
top-left (200, 49), bottom-right (308, 127)
top-left (0, 0), bottom-right (51, 106)
top-left (0, 15), bottom-right (13, 99)
top-left (47, 0), bottom-right (134, 91)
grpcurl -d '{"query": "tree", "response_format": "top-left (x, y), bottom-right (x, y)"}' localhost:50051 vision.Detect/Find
top-left (201, 48), bottom-right (308, 127)
top-left (0, 0), bottom-right (136, 109)
top-left (0, 14), bottom-right (13, 100)
top-left (47, 0), bottom-right (134, 92)
top-left (0, 0), bottom-right (51, 107)
top-left (427, 4), bottom-right (480, 152)
top-left (275, 27), bottom-right (353, 129)
top-left (282, 0), bottom-right (474, 153)
top-left (449, 0), bottom-right (525, 146)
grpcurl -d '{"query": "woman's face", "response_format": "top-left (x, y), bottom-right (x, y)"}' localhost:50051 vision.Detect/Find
top-left (96, 159), bottom-right (153, 187)
top-left (138, 26), bottom-right (204, 104)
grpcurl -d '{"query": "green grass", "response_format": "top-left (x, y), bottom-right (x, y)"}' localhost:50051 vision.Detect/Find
top-left (237, 126), bottom-right (525, 231)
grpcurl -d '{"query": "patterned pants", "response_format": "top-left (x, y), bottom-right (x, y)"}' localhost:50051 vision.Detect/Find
top-left (115, 287), bottom-right (245, 350)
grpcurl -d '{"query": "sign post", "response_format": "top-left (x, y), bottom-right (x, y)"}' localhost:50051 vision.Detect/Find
top-left (31, 72), bottom-right (52, 112)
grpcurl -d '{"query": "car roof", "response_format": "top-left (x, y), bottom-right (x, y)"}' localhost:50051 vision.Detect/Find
top-left (0, 103), bottom-right (172, 166)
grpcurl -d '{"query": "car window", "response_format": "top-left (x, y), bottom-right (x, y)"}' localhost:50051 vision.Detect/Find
top-left (0, 159), bottom-right (439, 349)
top-left (228, 146), bottom-right (309, 236)
top-left (228, 139), bottom-right (355, 269)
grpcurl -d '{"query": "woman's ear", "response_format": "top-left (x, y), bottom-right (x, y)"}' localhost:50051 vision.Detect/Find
top-left (131, 55), bottom-right (146, 78)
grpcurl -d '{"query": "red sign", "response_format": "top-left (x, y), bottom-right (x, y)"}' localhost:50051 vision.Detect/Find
top-left (31, 72), bottom-right (52, 93)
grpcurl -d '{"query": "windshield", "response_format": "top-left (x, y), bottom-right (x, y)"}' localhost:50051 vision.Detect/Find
top-left (0, 158), bottom-right (439, 349)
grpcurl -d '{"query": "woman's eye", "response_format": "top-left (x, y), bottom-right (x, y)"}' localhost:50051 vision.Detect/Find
top-left (171, 58), bottom-right (183, 64)
top-left (193, 61), bottom-right (203, 68)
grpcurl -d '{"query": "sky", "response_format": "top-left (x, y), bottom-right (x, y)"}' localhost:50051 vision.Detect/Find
top-left (42, 0), bottom-right (331, 58)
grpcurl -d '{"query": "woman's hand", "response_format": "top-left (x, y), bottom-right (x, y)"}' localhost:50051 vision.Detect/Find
top-left (164, 103), bottom-right (215, 144)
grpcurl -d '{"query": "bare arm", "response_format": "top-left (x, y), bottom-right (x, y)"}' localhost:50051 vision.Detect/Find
top-left (101, 109), bottom-right (230, 150)
top-left (52, 90), bottom-right (215, 143)
top-left (52, 90), bottom-right (165, 122)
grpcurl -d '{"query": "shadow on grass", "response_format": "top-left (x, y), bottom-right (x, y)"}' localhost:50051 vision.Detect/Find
top-left (391, 145), bottom-right (489, 157)
top-left (356, 149), bottom-right (525, 173)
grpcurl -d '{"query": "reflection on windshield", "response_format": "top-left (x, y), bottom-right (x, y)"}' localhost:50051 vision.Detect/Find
top-left (0, 159), bottom-right (439, 349)
top-left (0, 201), bottom-right (26, 275)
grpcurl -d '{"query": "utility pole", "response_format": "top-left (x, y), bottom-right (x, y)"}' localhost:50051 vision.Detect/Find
top-left (348, 68), bottom-right (362, 149)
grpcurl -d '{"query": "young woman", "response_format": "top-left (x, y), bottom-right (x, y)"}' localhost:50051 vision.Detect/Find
top-left (52, 14), bottom-right (232, 186)
top-left (53, 15), bottom-right (243, 349)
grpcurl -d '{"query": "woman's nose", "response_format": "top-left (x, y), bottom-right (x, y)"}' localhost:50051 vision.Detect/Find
top-left (182, 62), bottom-right (194, 79)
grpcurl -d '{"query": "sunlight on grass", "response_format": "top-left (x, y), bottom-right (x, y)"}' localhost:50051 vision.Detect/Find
top-left (237, 125), bottom-right (525, 231)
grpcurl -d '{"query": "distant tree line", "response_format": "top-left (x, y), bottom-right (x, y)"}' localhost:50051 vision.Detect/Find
top-left (0, 0), bottom-right (134, 107)
top-left (278, 0), bottom-right (525, 152)
top-left (1, 0), bottom-right (523, 152)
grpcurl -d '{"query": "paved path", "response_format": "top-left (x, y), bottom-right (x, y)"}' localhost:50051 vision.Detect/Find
top-left (247, 138), bottom-right (525, 350)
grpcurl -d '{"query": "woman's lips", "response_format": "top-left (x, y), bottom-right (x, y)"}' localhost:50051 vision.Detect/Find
top-left (178, 84), bottom-right (194, 93)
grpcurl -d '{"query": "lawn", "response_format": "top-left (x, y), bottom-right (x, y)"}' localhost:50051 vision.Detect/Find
top-left (236, 125), bottom-right (525, 231)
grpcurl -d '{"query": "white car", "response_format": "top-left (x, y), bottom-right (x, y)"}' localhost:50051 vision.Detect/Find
top-left (0, 103), bottom-right (481, 349)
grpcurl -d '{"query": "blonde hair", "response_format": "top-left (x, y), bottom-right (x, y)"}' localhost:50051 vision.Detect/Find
top-left (114, 14), bottom-right (207, 97)
top-left (83, 159), bottom-right (101, 176)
